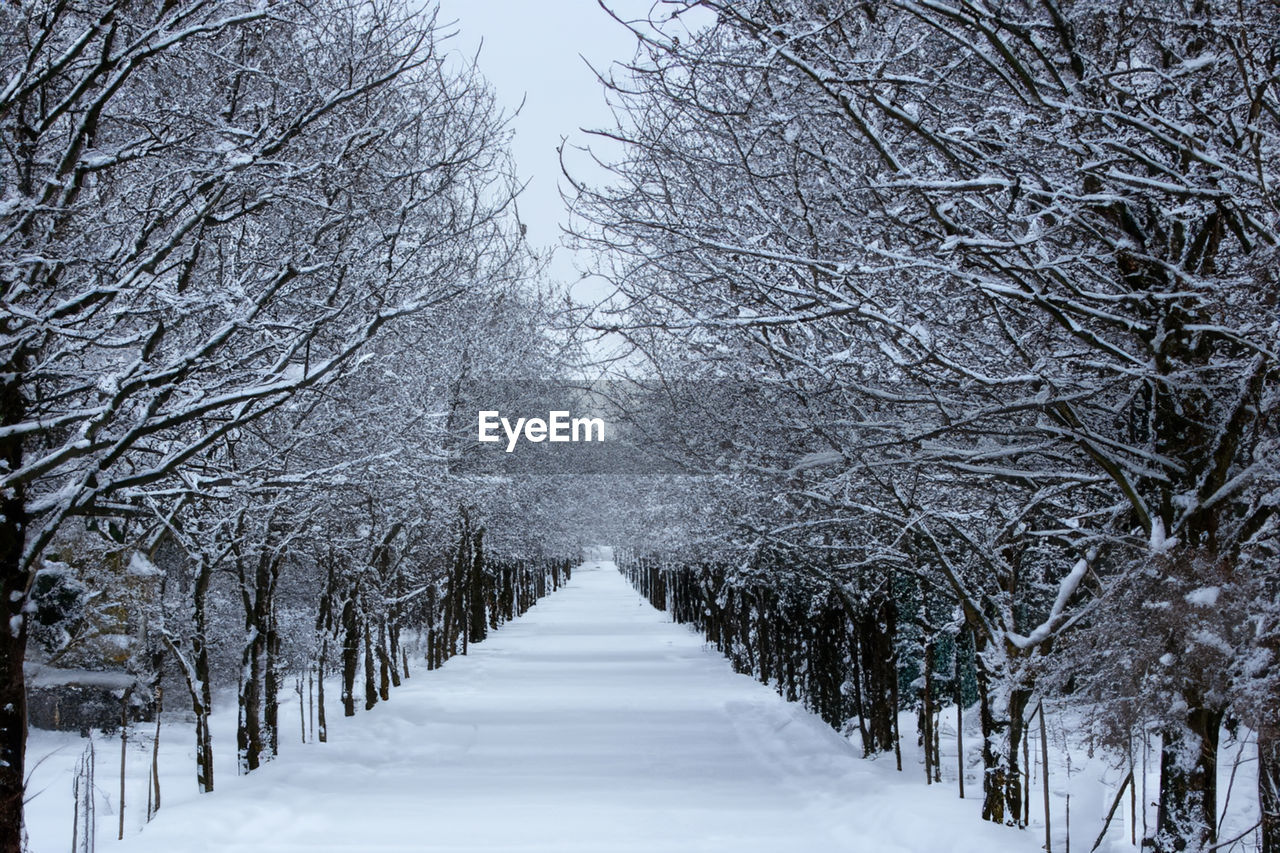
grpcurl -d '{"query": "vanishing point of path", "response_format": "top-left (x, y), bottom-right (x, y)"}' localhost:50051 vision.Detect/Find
top-left (114, 560), bottom-right (1024, 853)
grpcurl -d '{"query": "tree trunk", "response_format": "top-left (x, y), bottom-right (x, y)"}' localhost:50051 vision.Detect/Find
top-left (238, 626), bottom-right (264, 773)
top-left (118, 693), bottom-right (128, 841)
top-left (859, 593), bottom-right (898, 755)
top-left (956, 676), bottom-right (965, 799)
top-left (975, 642), bottom-right (1029, 826)
top-left (376, 619), bottom-right (391, 702)
top-left (363, 617), bottom-right (377, 711)
top-left (238, 551), bottom-right (279, 772)
top-left (151, 687), bottom-right (162, 818)
top-left (425, 585), bottom-right (438, 671)
top-left (264, 608), bottom-right (280, 758)
top-left (1261, 727), bottom-right (1279, 853)
top-left (468, 528), bottom-right (487, 644)
top-left (0, 358), bottom-right (27, 853)
top-left (341, 593), bottom-right (359, 717)
top-left (164, 634), bottom-right (213, 795)
top-left (317, 642), bottom-right (328, 743)
top-left (387, 623), bottom-right (402, 688)
top-left (192, 564), bottom-right (215, 792)
top-left (922, 633), bottom-right (935, 785)
top-left (1153, 705), bottom-right (1225, 852)
top-left (0, 586), bottom-right (26, 853)
top-left (444, 524), bottom-right (469, 659)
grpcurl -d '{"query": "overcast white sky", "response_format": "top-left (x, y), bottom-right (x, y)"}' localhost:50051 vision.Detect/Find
top-left (434, 0), bottom-right (660, 301)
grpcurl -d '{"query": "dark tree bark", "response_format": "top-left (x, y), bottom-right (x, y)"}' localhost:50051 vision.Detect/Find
top-left (341, 592), bottom-right (359, 717)
top-left (237, 547), bottom-right (282, 773)
top-left (264, 608), bottom-right (281, 758)
top-left (376, 619), bottom-right (391, 703)
top-left (467, 527), bottom-right (487, 643)
top-left (1154, 705), bottom-right (1225, 852)
top-left (238, 631), bottom-right (263, 773)
top-left (425, 585), bottom-right (438, 671)
top-left (0, 566), bottom-right (25, 853)
top-left (1261, 727), bottom-right (1279, 853)
top-left (921, 636), bottom-right (935, 785)
top-left (387, 622), bottom-right (402, 689)
top-left (192, 562), bottom-right (216, 791)
top-left (858, 593), bottom-right (898, 755)
top-left (317, 641), bottom-right (328, 743)
top-left (363, 615), bottom-right (377, 711)
top-left (443, 517), bottom-right (470, 659)
top-left (0, 351), bottom-right (27, 853)
top-left (974, 642), bottom-right (1029, 827)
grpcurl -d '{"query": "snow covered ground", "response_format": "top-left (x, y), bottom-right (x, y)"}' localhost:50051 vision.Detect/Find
top-left (26, 557), bottom-right (1260, 852)
top-left (27, 558), bottom-right (1033, 853)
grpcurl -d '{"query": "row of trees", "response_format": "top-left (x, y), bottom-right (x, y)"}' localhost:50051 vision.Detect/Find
top-left (2, 1), bottom-right (586, 848)
top-left (574, 2), bottom-right (1279, 851)
top-left (618, 548), bottom-right (905, 757)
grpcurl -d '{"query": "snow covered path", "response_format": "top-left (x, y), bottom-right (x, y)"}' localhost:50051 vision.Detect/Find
top-left (110, 559), bottom-right (1025, 853)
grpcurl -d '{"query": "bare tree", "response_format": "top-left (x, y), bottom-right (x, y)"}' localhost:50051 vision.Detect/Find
top-left (0, 0), bottom-right (526, 845)
top-left (573, 2), bottom-right (1279, 848)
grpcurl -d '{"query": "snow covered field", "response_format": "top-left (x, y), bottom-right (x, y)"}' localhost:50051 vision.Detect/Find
top-left (26, 559), bottom-right (1032, 853)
